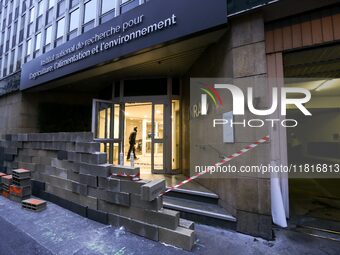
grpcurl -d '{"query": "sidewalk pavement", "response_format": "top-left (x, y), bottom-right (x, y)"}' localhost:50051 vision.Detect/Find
top-left (0, 196), bottom-right (339, 255)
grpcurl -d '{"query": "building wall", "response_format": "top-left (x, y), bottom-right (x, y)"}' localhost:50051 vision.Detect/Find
top-left (183, 13), bottom-right (273, 239)
top-left (0, 92), bottom-right (37, 135)
top-left (0, 90), bottom-right (95, 136)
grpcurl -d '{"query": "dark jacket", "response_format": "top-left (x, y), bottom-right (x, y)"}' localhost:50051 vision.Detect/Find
top-left (129, 131), bottom-right (137, 145)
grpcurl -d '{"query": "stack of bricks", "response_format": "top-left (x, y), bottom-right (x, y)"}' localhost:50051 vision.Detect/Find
top-left (0, 172), bottom-right (7, 192)
top-left (9, 169), bottom-right (32, 202)
top-left (1, 174), bottom-right (12, 198)
top-left (0, 132), bottom-right (195, 251)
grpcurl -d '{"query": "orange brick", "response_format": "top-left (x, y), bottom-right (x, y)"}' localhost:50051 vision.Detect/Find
top-left (2, 191), bottom-right (10, 198)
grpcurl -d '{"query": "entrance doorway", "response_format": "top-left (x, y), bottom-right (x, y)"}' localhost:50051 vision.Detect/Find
top-left (124, 102), bottom-right (165, 174)
top-left (91, 78), bottom-right (181, 176)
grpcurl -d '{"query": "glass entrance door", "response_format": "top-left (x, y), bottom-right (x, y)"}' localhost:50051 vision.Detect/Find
top-left (123, 102), bottom-right (166, 174)
top-left (92, 99), bottom-right (120, 164)
top-left (92, 97), bottom-right (177, 175)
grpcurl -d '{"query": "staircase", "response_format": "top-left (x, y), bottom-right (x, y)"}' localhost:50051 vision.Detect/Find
top-left (163, 188), bottom-right (236, 230)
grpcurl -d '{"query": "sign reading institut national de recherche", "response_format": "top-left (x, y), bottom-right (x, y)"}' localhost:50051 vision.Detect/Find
top-left (20, 0), bottom-right (228, 90)
top-left (31, 14), bottom-right (177, 81)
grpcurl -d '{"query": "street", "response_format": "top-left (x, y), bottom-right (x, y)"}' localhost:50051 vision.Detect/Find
top-left (0, 196), bottom-right (339, 255)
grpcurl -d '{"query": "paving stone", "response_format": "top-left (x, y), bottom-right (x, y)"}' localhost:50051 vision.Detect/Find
top-left (141, 179), bottom-right (166, 201)
top-left (159, 226), bottom-right (195, 251)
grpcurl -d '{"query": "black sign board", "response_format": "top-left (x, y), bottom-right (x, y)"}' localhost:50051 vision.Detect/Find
top-left (20, 0), bottom-right (228, 90)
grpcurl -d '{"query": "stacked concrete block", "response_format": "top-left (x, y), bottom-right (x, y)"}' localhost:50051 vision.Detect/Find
top-left (1, 174), bottom-right (12, 198)
top-left (0, 132), bottom-right (196, 251)
top-left (0, 172), bottom-right (6, 192)
top-left (22, 198), bottom-right (47, 212)
top-left (10, 169), bottom-right (32, 202)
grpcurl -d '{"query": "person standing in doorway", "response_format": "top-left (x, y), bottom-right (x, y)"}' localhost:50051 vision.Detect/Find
top-left (127, 127), bottom-right (138, 160)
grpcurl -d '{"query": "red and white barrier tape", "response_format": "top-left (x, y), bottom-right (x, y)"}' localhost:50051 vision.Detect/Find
top-left (162, 135), bottom-right (270, 195)
top-left (109, 172), bottom-right (140, 181)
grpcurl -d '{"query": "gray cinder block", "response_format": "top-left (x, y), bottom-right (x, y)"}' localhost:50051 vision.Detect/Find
top-left (130, 194), bottom-right (163, 211)
top-left (71, 182), bottom-right (88, 196)
top-left (159, 226), bottom-right (195, 251)
top-left (79, 163), bottom-right (111, 178)
top-left (110, 166), bottom-right (140, 176)
top-left (96, 189), bottom-right (130, 207)
top-left (75, 142), bottom-right (101, 153)
top-left (80, 152), bottom-right (107, 165)
top-left (141, 179), bottom-right (166, 201)
top-left (79, 174), bottom-right (97, 187)
top-left (119, 207), bottom-right (179, 230)
top-left (98, 199), bottom-right (120, 214)
top-left (108, 213), bottom-right (159, 241)
top-left (179, 219), bottom-right (195, 230)
top-left (98, 177), bottom-right (120, 192)
top-left (67, 170), bottom-right (80, 182)
top-left (120, 216), bottom-right (159, 241)
top-left (120, 179), bottom-right (148, 195)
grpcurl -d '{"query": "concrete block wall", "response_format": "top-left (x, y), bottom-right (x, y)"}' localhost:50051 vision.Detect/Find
top-left (0, 132), bottom-right (195, 251)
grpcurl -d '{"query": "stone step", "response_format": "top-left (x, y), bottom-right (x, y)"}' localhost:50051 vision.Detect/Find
top-left (163, 196), bottom-right (236, 230)
top-left (164, 187), bottom-right (219, 205)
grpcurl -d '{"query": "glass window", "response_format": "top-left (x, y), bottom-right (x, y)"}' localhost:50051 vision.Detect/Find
top-left (35, 32), bottom-right (41, 51)
top-left (70, 0), bottom-right (79, 9)
top-left (26, 38), bottom-right (32, 56)
top-left (4, 54), bottom-right (8, 75)
top-left (22, 1), bottom-right (27, 13)
top-left (84, 0), bottom-right (97, 24)
top-left (101, 0), bottom-right (115, 14)
top-left (9, 49), bottom-right (15, 73)
top-left (16, 44), bottom-right (22, 69)
top-left (45, 26), bottom-right (52, 45)
top-left (38, 1), bottom-right (44, 16)
top-left (48, 0), bottom-right (55, 9)
top-left (29, 6), bottom-right (35, 23)
top-left (56, 18), bottom-right (65, 39)
top-left (57, 0), bottom-right (66, 17)
top-left (69, 8), bottom-right (79, 32)
top-left (46, 8), bottom-right (53, 24)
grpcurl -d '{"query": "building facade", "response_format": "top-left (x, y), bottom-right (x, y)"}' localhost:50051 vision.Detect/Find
top-left (0, 0), bottom-right (340, 242)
